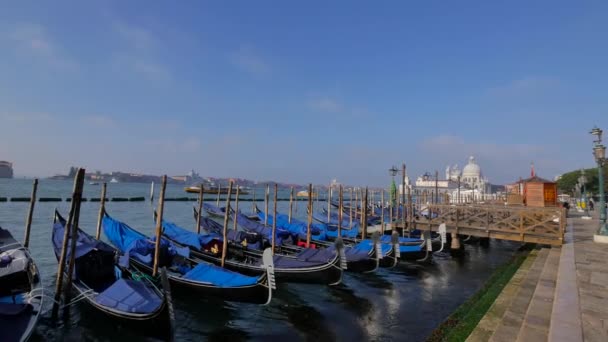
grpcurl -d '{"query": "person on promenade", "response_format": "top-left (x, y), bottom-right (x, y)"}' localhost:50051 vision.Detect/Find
top-left (589, 199), bottom-right (594, 211)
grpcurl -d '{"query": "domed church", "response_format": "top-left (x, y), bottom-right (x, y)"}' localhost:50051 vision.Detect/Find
top-left (446, 156), bottom-right (490, 193)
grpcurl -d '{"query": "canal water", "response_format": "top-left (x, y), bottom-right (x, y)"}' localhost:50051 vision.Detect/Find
top-left (0, 179), bottom-right (520, 341)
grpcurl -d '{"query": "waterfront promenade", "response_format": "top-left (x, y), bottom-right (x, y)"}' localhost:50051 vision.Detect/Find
top-left (467, 210), bottom-right (608, 341)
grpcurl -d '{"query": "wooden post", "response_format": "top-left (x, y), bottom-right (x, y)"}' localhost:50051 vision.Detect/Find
top-left (233, 186), bottom-right (240, 231)
top-left (23, 178), bottom-right (38, 248)
top-left (63, 168), bottom-right (87, 306)
top-left (288, 187), bottom-right (294, 224)
top-left (252, 190), bottom-right (256, 213)
top-left (381, 189), bottom-right (385, 235)
top-left (407, 184), bottom-right (413, 237)
top-left (338, 185), bottom-right (343, 236)
top-left (327, 182), bottom-right (332, 223)
top-left (95, 182), bottom-right (107, 240)
top-left (150, 181), bottom-right (154, 203)
top-left (152, 175), bottom-right (167, 277)
top-left (306, 183), bottom-right (312, 247)
top-left (52, 168), bottom-right (85, 317)
top-left (221, 181), bottom-right (233, 267)
top-left (362, 187), bottom-right (368, 238)
top-left (349, 188), bottom-right (353, 226)
top-left (264, 185), bottom-right (269, 227)
top-left (272, 183), bottom-right (278, 254)
top-left (354, 189), bottom-right (358, 218)
top-left (402, 164), bottom-right (407, 237)
top-left (196, 184), bottom-right (204, 234)
top-left (435, 170), bottom-right (439, 204)
top-left (216, 184), bottom-right (221, 206)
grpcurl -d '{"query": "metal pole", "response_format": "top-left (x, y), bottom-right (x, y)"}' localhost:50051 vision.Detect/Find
top-left (598, 160), bottom-right (607, 234)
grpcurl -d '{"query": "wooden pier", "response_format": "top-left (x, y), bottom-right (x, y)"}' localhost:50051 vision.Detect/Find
top-left (397, 204), bottom-right (566, 246)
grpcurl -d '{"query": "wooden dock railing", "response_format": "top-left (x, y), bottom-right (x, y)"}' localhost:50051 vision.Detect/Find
top-left (402, 204), bottom-right (566, 246)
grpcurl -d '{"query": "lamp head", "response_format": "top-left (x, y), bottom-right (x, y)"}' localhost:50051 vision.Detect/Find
top-left (593, 144), bottom-right (606, 163)
top-left (590, 126), bottom-right (603, 144)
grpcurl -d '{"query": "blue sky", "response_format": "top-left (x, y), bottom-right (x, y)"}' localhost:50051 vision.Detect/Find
top-left (1, 1), bottom-right (606, 185)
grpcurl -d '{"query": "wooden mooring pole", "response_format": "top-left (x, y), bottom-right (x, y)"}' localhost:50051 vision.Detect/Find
top-left (62, 168), bottom-right (87, 310)
top-left (362, 187), bottom-right (368, 238)
top-left (402, 164), bottom-right (406, 237)
top-left (381, 189), bottom-right (385, 235)
top-left (216, 184), bottom-right (221, 206)
top-left (23, 178), bottom-right (38, 248)
top-left (264, 185), bottom-right (269, 227)
top-left (52, 168), bottom-right (85, 318)
top-left (272, 183), bottom-right (278, 254)
top-left (95, 182), bottom-right (107, 240)
top-left (338, 185), bottom-right (343, 236)
top-left (221, 181), bottom-right (233, 267)
top-left (150, 182), bottom-right (154, 203)
top-left (233, 186), bottom-right (240, 231)
top-left (196, 184), bottom-right (204, 234)
top-left (327, 182), bottom-right (332, 223)
top-left (288, 187), bottom-right (294, 224)
top-left (306, 183), bottom-right (312, 247)
top-left (152, 175), bottom-right (167, 277)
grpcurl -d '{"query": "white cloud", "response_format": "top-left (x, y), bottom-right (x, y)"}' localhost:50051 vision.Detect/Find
top-left (113, 22), bottom-right (157, 50)
top-left (133, 60), bottom-right (171, 80)
top-left (486, 76), bottom-right (560, 98)
top-left (6, 23), bottom-right (77, 70)
top-left (309, 97), bottom-right (343, 113)
top-left (231, 45), bottom-right (270, 76)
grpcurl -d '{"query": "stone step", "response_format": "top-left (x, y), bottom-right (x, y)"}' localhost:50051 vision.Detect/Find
top-left (548, 220), bottom-right (583, 341)
top-left (489, 248), bottom-right (550, 342)
top-left (516, 247), bottom-right (561, 341)
top-left (466, 249), bottom-right (539, 342)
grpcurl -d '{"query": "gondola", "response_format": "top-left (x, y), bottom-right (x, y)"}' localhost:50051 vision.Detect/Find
top-left (256, 207), bottom-right (403, 268)
top-left (52, 211), bottom-right (170, 334)
top-left (195, 207), bottom-right (378, 273)
top-left (0, 227), bottom-right (43, 342)
top-left (101, 211), bottom-right (275, 304)
top-left (161, 215), bottom-right (343, 285)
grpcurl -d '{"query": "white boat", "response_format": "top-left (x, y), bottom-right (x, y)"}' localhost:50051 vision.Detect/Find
top-left (110, 177), bottom-right (119, 183)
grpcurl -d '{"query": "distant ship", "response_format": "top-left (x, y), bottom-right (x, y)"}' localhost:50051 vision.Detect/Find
top-left (0, 161), bottom-right (14, 178)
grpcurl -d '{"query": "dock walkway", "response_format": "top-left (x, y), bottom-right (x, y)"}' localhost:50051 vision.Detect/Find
top-left (467, 211), bottom-right (608, 341)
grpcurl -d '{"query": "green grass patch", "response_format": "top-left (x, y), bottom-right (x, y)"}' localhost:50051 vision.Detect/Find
top-left (426, 244), bottom-right (534, 342)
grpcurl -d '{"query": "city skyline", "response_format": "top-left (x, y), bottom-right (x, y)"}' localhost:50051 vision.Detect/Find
top-left (1, 1), bottom-right (606, 186)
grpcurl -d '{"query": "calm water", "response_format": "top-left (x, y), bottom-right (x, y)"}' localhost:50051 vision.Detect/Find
top-left (0, 179), bottom-right (520, 341)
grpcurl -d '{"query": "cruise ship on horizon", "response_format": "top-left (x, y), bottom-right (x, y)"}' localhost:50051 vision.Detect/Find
top-left (0, 161), bottom-right (14, 178)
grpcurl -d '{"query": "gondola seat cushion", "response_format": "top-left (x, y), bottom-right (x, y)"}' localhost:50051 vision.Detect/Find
top-left (95, 278), bottom-right (163, 313)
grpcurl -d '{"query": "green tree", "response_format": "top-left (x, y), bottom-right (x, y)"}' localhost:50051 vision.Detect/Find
top-left (557, 167), bottom-right (608, 196)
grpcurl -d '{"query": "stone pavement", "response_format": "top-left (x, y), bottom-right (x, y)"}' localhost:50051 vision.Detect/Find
top-left (467, 211), bottom-right (608, 341)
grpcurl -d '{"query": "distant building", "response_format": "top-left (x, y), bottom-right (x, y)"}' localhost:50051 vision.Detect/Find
top-left (0, 161), bottom-right (13, 178)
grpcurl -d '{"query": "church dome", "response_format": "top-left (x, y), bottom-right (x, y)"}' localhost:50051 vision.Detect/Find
top-left (462, 156), bottom-right (481, 178)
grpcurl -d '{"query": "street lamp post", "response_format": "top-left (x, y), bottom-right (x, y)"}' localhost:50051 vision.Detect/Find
top-left (579, 169), bottom-right (590, 218)
top-left (389, 165), bottom-right (398, 206)
top-left (590, 126), bottom-right (608, 242)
